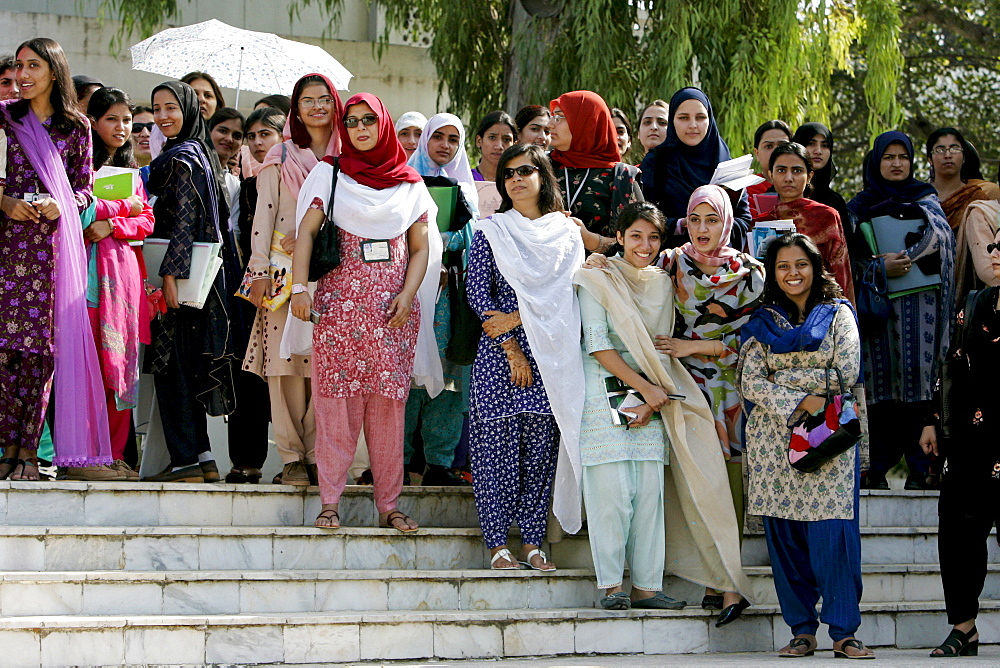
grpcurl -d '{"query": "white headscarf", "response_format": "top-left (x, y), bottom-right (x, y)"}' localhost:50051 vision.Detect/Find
top-left (394, 111), bottom-right (428, 135)
top-left (408, 113), bottom-right (480, 218)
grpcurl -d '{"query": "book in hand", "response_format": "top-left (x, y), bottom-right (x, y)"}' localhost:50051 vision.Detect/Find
top-left (94, 166), bottom-right (139, 200)
top-left (142, 238), bottom-right (223, 310)
top-left (710, 154), bottom-right (766, 192)
top-left (235, 230), bottom-right (293, 311)
top-left (748, 219), bottom-right (796, 259)
top-left (751, 192), bottom-right (780, 216)
top-left (604, 375), bottom-right (660, 426)
top-left (869, 215), bottom-right (942, 298)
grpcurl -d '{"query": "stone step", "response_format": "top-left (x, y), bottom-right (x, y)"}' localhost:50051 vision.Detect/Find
top-left (0, 481), bottom-right (478, 529)
top-left (3, 562), bottom-right (996, 618)
top-left (1, 603), bottom-right (997, 665)
top-left (2, 524), bottom-right (995, 572)
top-left (0, 482), bottom-right (939, 529)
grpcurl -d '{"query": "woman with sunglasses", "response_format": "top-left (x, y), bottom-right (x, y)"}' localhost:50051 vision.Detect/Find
top-left (290, 93), bottom-right (442, 531)
top-left (244, 74), bottom-right (341, 487)
top-left (928, 230), bottom-right (1000, 657)
top-left (548, 90), bottom-right (641, 255)
top-left (467, 143), bottom-right (585, 570)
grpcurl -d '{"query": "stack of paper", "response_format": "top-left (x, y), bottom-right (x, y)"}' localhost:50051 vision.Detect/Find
top-left (749, 219), bottom-right (796, 259)
top-left (94, 166), bottom-right (139, 200)
top-left (710, 155), bottom-right (765, 191)
top-left (142, 238), bottom-right (223, 310)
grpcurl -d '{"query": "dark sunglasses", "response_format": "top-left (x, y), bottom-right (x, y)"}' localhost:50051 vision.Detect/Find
top-left (343, 114), bottom-right (378, 128)
top-left (502, 164), bottom-right (540, 180)
top-left (987, 243), bottom-right (1000, 254)
top-left (132, 122), bottom-right (154, 133)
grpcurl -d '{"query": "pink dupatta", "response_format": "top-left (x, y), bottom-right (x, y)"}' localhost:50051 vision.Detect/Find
top-left (0, 101), bottom-right (111, 465)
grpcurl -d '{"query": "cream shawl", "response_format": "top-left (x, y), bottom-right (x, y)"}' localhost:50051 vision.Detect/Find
top-left (572, 256), bottom-right (751, 598)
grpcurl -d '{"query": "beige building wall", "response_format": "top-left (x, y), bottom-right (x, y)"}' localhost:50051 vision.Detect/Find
top-left (0, 1), bottom-right (445, 119)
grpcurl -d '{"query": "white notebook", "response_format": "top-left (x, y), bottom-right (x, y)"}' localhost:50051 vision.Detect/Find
top-left (142, 238), bottom-right (223, 309)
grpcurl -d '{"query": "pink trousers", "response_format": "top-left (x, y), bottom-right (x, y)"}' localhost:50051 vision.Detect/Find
top-left (314, 393), bottom-right (405, 511)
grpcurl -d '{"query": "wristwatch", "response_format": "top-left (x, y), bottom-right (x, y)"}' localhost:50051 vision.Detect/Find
top-left (291, 283), bottom-right (308, 295)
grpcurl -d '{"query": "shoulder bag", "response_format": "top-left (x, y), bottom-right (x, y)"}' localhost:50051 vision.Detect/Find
top-left (308, 158), bottom-right (341, 282)
top-left (788, 365), bottom-right (863, 473)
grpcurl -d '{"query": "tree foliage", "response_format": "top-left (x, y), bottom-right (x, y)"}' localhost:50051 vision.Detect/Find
top-left (99, 0), bottom-right (999, 186)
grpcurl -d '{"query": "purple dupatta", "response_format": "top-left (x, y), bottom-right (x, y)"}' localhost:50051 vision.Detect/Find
top-left (0, 100), bottom-right (111, 465)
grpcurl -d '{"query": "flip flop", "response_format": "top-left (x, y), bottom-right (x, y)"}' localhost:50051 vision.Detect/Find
top-left (490, 548), bottom-right (520, 570)
top-left (379, 510), bottom-right (418, 533)
top-left (519, 548), bottom-right (556, 571)
top-left (314, 508), bottom-right (340, 529)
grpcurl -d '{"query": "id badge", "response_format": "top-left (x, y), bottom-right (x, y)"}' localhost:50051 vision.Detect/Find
top-left (361, 239), bottom-right (391, 263)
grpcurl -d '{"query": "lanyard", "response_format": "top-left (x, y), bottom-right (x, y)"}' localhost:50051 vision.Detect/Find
top-left (564, 167), bottom-right (590, 210)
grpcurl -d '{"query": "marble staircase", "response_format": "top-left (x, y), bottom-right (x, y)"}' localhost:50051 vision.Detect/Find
top-left (0, 482), bottom-right (995, 665)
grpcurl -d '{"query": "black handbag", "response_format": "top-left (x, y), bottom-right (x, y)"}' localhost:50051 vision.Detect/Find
top-left (444, 265), bottom-right (481, 366)
top-left (787, 366), bottom-right (863, 473)
top-left (308, 158), bottom-right (341, 282)
top-left (856, 257), bottom-right (891, 332)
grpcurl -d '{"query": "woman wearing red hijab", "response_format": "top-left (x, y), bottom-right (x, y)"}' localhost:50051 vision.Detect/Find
top-left (289, 93), bottom-right (443, 531)
top-left (548, 91), bottom-right (642, 254)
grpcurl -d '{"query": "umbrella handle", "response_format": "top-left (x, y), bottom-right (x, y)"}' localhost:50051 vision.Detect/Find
top-left (235, 46), bottom-right (244, 109)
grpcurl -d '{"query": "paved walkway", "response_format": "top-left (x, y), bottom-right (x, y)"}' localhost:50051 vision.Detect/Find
top-left (345, 647), bottom-right (998, 667)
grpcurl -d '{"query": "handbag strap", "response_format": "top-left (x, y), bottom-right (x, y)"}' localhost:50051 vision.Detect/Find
top-left (863, 257), bottom-right (888, 293)
top-left (325, 157), bottom-right (340, 224)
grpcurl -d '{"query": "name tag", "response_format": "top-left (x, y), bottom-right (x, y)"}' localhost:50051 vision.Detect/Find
top-left (360, 239), bottom-right (391, 263)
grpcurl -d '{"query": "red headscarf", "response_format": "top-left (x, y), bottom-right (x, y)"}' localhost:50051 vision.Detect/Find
top-left (327, 92), bottom-right (422, 190)
top-left (548, 90), bottom-right (620, 169)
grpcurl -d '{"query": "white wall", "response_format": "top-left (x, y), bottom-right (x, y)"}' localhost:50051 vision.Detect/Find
top-left (0, 3), bottom-right (447, 118)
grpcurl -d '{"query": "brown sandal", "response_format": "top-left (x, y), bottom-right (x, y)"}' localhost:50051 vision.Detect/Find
top-left (314, 508), bottom-right (340, 529)
top-left (379, 510), bottom-right (418, 533)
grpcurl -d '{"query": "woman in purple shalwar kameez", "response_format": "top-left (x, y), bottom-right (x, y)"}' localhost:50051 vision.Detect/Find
top-left (0, 38), bottom-right (111, 480)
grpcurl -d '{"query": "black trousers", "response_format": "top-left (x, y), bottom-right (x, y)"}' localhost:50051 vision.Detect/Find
top-left (226, 367), bottom-right (271, 469)
top-left (867, 399), bottom-right (935, 477)
top-left (938, 471), bottom-right (1000, 625)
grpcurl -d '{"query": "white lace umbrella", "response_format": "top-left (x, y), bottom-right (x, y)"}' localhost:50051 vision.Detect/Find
top-left (130, 19), bottom-right (353, 107)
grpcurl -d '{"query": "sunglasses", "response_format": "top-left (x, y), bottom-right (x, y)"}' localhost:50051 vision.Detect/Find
top-left (987, 243), bottom-right (1000, 254)
top-left (343, 114), bottom-right (378, 128)
top-left (502, 164), bottom-right (540, 180)
top-left (132, 122), bottom-right (154, 133)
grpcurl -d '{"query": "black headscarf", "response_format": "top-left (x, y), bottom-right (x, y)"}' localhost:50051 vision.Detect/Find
top-left (848, 131), bottom-right (937, 222)
top-left (792, 122), bottom-right (851, 224)
top-left (640, 87), bottom-right (731, 219)
top-left (151, 81), bottom-right (225, 190)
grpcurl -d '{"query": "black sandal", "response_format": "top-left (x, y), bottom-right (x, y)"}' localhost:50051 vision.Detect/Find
top-left (314, 508), bottom-right (340, 529)
top-left (930, 626), bottom-right (978, 658)
top-left (701, 594), bottom-right (724, 610)
top-left (778, 636), bottom-right (817, 658)
top-left (0, 458), bottom-right (20, 481)
top-left (833, 638), bottom-right (874, 659)
top-left (379, 510), bottom-right (418, 533)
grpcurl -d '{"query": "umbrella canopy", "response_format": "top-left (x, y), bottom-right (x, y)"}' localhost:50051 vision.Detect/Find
top-left (130, 19), bottom-right (352, 106)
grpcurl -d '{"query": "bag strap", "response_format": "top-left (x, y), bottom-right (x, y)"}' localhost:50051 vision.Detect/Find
top-left (325, 157), bottom-right (340, 225)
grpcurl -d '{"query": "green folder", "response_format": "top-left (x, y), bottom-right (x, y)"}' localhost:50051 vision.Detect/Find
top-left (428, 186), bottom-right (457, 233)
top-left (94, 168), bottom-right (138, 200)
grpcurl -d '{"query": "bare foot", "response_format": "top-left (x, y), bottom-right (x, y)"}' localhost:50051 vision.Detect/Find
top-left (314, 504), bottom-right (340, 528)
top-left (10, 457), bottom-right (40, 481)
top-left (778, 634), bottom-right (817, 657)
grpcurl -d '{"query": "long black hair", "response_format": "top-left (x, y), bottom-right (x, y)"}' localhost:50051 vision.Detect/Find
top-left (495, 143), bottom-right (564, 215)
top-left (514, 105), bottom-right (549, 134)
top-left (475, 110), bottom-right (516, 139)
top-left (10, 38), bottom-right (84, 131)
top-left (762, 233), bottom-right (842, 322)
top-left (88, 87), bottom-right (135, 169)
top-left (768, 141), bottom-right (813, 198)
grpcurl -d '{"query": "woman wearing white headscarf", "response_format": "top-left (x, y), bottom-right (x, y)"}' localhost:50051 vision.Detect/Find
top-left (395, 111), bottom-right (427, 159)
top-left (404, 112), bottom-right (480, 485)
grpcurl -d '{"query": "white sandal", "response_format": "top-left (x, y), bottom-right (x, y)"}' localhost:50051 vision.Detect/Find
top-left (490, 548), bottom-right (520, 570)
top-left (519, 548), bottom-right (557, 571)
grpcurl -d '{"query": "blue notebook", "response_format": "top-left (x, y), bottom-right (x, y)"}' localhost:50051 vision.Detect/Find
top-left (870, 215), bottom-right (942, 298)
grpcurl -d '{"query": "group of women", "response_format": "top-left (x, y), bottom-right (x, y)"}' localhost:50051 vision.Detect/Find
top-left (1, 33), bottom-right (997, 660)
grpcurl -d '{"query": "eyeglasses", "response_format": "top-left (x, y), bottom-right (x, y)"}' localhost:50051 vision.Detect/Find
top-left (502, 164), bottom-right (540, 180)
top-left (132, 122), bottom-right (154, 133)
top-left (987, 243), bottom-right (1000, 254)
top-left (551, 114), bottom-right (567, 124)
top-left (931, 146), bottom-right (964, 155)
top-left (299, 96), bottom-right (335, 109)
top-left (343, 114), bottom-right (378, 128)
